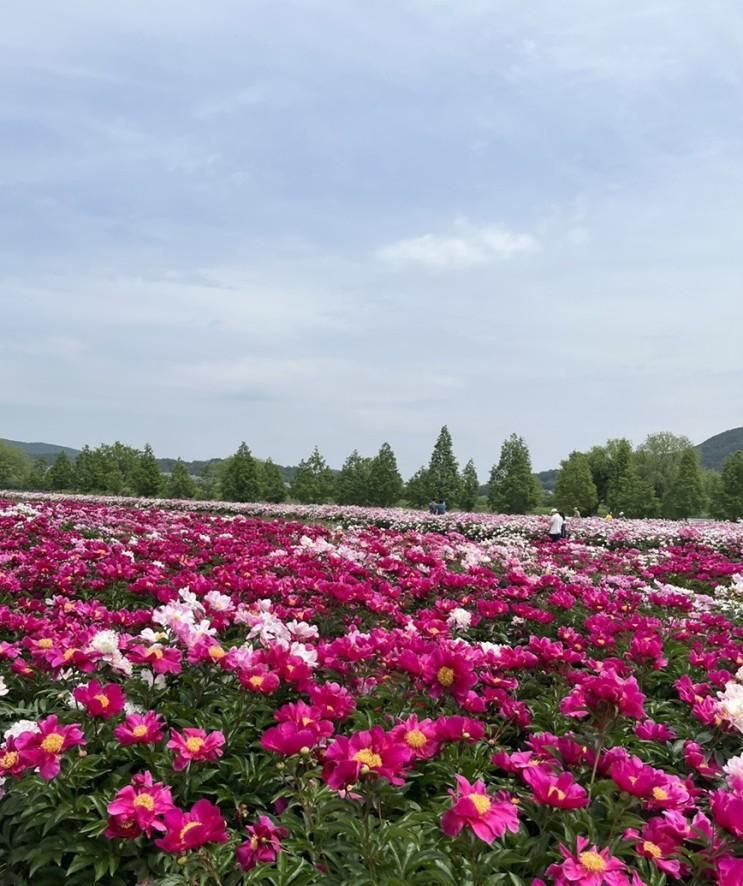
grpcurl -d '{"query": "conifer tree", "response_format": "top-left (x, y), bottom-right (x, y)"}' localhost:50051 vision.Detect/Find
top-left (554, 452), bottom-right (598, 515)
top-left (368, 442), bottom-right (403, 507)
top-left (74, 445), bottom-right (98, 492)
top-left (487, 434), bottom-right (540, 514)
top-left (713, 451), bottom-right (743, 521)
top-left (48, 451), bottom-right (75, 490)
top-left (260, 458), bottom-right (287, 503)
top-left (606, 439), bottom-right (634, 513)
top-left (405, 467), bottom-right (431, 508)
top-left (291, 447), bottom-right (335, 503)
top-left (336, 450), bottom-right (372, 505)
top-left (167, 458), bottom-right (196, 499)
top-left (427, 426), bottom-right (460, 507)
top-left (459, 459), bottom-right (480, 512)
top-left (134, 444), bottom-right (163, 497)
top-left (221, 442), bottom-right (260, 502)
top-left (665, 448), bottom-right (706, 518)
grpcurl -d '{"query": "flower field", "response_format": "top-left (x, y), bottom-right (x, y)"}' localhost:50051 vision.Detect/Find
top-left (1, 497), bottom-right (742, 885)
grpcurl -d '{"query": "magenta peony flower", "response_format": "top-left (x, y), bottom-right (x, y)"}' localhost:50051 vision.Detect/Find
top-left (236, 815), bottom-right (288, 871)
top-left (521, 766), bottom-right (589, 809)
top-left (441, 775), bottom-right (520, 844)
top-left (155, 799), bottom-right (228, 853)
top-left (14, 715), bottom-right (86, 780)
top-left (167, 727), bottom-right (225, 771)
top-left (322, 727), bottom-right (412, 791)
top-left (546, 836), bottom-right (629, 886)
top-left (113, 711), bottom-right (166, 746)
top-left (73, 680), bottom-right (126, 720)
top-left (106, 771), bottom-right (175, 838)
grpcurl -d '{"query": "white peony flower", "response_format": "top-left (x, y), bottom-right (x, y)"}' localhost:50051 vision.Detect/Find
top-left (90, 630), bottom-right (119, 655)
top-left (4, 719), bottom-right (40, 740)
top-left (718, 681), bottom-right (743, 733)
top-left (723, 752), bottom-right (743, 784)
top-left (447, 608), bottom-right (472, 630)
top-left (0, 676), bottom-right (8, 697)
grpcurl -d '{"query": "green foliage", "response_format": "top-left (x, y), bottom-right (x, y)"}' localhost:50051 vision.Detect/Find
top-left (166, 458), bottom-right (197, 499)
top-left (133, 444), bottom-right (163, 497)
top-left (459, 459), bottom-right (479, 512)
top-left (24, 457), bottom-right (49, 491)
top-left (221, 443), bottom-right (260, 502)
top-left (427, 427), bottom-right (460, 507)
top-left (487, 434), bottom-right (539, 514)
top-left (634, 431), bottom-right (693, 503)
top-left (336, 450), bottom-right (373, 505)
top-left (47, 451), bottom-right (75, 491)
top-left (368, 443), bottom-right (403, 507)
top-left (291, 447), bottom-right (335, 504)
top-left (711, 450), bottom-right (743, 520)
top-left (0, 441), bottom-right (33, 488)
top-left (405, 467), bottom-right (432, 508)
top-left (665, 448), bottom-right (706, 518)
top-left (553, 452), bottom-right (598, 515)
top-left (259, 458), bottom-right (287, 503)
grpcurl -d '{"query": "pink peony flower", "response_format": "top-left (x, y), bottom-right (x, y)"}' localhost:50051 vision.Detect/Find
top-left (441, 775), bottom-right (520, 844)
top-left (546, 836), bottom-right (629, 886)
top-left (167, 728), bottom-right (225, 772)
top-left (521, 766), bottom-right (589, 809)
top-left (14, 715), bottom-right (86, 780)
top-left (322, 727), bottom-right (412, 791)
top-left (236, 815), bottom-right (289, 871)
top-left (113, 711), bottom-right (165, 746)
top-left (106, 771), bottom-right (175, 838)
top-left (155, 799), bottom-right (228, 853)
top-left (73, 680), bottom-right (126, 720)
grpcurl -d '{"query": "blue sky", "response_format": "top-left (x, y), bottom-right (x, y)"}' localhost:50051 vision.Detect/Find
top-left (2, 1), bottom-right (742, 474)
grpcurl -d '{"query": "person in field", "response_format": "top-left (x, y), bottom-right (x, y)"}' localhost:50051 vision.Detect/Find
top-left (548, 509), bottom-right (564, 542)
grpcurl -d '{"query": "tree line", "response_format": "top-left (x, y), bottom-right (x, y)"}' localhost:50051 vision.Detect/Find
top-left (1, 428), bottom-right (743, 520)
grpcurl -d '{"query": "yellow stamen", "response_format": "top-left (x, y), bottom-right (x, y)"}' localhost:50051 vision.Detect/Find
top-left (185, 737), bottom-right (205, 753)
top-left (353, 748), bottom-right (382, 769)
top-left (642, 841), bottom-right (662, 859)
top-left (468, 793), bottom-right (491, 815)
top-left (132, 724), bottom-right (149, 738)
top-left (437, 666), bottom-right (455, 687)
top-left (579, 851), bottom-right (607, 873)
top-left (41, 733), bottom-right (64, 754)
top-left (405, 729), bottom-right (428, 749)
top-left (93, 693), bottom-right (110, 709)
top-left (652, 787), bottom-right (669, 802)
top-left (1, 751), bottom-right (19, 770)
top-left (179, 821), bottom-right (202, 841)
top-left (134, 793), bottom-right (155, 811)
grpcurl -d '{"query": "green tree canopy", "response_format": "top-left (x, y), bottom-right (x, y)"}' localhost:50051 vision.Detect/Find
top-left (336, 450), bottom-right (372, 506)
top-left (487, 434), bottom-right (540, 514)
top-left (47, 451), bottom-right (75, 491)
top-left (405, 467), bottom-right (431, 508)
top-left (427, 426), bottom-right (460, 506)
top-left (0, 442), bottom-right (33, 488)
top-left (291, 446), bottom-right (335, 504)
top-left (459, 459), bottom-right (480, 512)
top-left (665, 448), bottom-right (706, 519)
top-left (167, 458), bottom-right (196, 499)
top-left (133, 444), bottom-right (162, 497)
top-left (368, 442), bottom-right (403, 507)
top-left (554, 451), bottom-right (599, 515)
top-left (635, 431), bottom-right (694, 504)
top-left (712, 450), bottom-right (743, 521)
top-left (221, 442), bottom-right (260, 502)
top-left (259, 458), bottom-right (287, 503)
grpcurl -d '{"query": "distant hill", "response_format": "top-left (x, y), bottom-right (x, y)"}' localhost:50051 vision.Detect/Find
top-left (0, 438), bottom-right (80, 464)
top-left (696, 427), bottom-right (743, 471)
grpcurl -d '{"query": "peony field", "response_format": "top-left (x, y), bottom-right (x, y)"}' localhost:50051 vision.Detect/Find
top-left (1, 494), bottom-right (742, 885)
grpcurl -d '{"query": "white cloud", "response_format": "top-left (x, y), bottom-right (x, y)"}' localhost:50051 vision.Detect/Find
top-left (377, 223), bottom-right (539, 270)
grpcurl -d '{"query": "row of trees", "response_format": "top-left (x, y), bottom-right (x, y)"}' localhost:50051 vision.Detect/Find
top-left (552, 433), bottom-right (743, 520)
top-left (3, 430), bottom-right (743, 519)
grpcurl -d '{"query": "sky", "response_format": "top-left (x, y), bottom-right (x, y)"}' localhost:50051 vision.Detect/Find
top-left (2, 0), bottom-right (743, 475)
